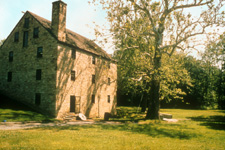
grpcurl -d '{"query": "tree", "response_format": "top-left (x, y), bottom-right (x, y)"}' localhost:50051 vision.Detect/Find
top-left (202, 33), bottom-right (225, 109)
top-left (93, 0), bottom-right (225, 119)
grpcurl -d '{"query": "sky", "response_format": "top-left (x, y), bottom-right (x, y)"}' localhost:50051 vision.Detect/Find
top-left (0, 0), bottom-right (112, 52)
top-left (0, 0), bottom-right (224, 56)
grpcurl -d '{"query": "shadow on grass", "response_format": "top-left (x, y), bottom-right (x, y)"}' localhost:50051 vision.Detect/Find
top-left (37, 122), bottom-right (198, 140)
top-left (189, 115), bottom-right (225, 130)
top-left (0, 94), bottom-right (54, 122)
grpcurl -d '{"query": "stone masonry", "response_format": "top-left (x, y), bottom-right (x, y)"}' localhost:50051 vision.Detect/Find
top-left (0, 0), bottom-right (117, 119)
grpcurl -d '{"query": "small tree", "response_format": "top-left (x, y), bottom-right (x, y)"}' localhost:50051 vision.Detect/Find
top-left (93, 0), bottom-right (225, 119)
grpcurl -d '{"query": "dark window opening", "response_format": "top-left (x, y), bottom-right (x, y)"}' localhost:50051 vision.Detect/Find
top-left (7, 72), bottom-right (12, 82)
top-left (92, 75), bottom-right (95, 84)
top-left (92, 56), bottom-right (95, 64)
top-left (24, 18), bottom-right (29, 28)
top-left (33, 27), bottom-right (39, 38)
top-left (35, 93), bottom-right (41, 105)
top-left (108, 95), bottom-right (110, 103)
top-left (71, 71), bottom-right (75, 81)
top-left (37, 47), bottom-right (43, 58)
top-left (9, 51), bottom-right (13, 62)
top-left (23, 31), bottom-right (28, 47)
top-left (108, 62), bottom-right (111, 69)
top-left (92, 95), bottom-right (95, 103)
top-left (14, 32), bottom-right (19, 42)
top-left (108, 78), bottom-right (110, 85)
top-left (72, 49), bottom-right (76, 59)
top-left (36, 69), bottom-right (42, 80)
top-left (70, 96), bottom-right (75, 112)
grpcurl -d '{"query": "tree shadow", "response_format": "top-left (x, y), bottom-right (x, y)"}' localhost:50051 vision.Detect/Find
top-left (35, 121), bottom-right (198, 140)
top-left (0, 94), bottom-right (54, 122)
top-left (0, 94), bottom-right (34, 111)
top-left (188, 115), bottom-right (225, 130)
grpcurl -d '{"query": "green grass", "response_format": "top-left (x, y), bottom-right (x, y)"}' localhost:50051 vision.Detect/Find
top-left (0, 106), bottom-right (225, 150)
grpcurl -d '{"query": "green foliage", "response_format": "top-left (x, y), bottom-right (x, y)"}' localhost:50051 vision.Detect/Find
top-left (183, 56), bottom-right (221, 109)
top-left (94, 0), bottom-right (225, 118)
top-left (115, 50), bottom-right (192, 107)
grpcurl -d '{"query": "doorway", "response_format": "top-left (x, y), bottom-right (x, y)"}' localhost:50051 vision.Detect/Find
top-left (70, 96), bottom-right (80, 113)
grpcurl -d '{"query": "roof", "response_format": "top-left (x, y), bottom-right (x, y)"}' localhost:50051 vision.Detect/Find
top-left (28, 11), bottom-right (112, 60)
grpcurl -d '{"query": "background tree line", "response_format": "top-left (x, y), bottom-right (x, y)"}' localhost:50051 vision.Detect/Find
top-left (115, 34), bottom-right (225, 110)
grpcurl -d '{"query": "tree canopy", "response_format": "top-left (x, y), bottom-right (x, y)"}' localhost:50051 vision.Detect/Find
top-left (93, 0), bottom-right (225, 119)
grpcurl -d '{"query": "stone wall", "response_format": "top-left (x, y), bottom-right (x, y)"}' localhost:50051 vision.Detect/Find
top-left (0, 12), bottom-right (58, 116)
top-left (56, 44), bottom-right (117, 118)
top-left (0, 11), bottom-right (117, 119)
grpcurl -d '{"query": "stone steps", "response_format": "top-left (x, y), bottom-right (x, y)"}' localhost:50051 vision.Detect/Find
top-left (63, 113), bottom-right (78, 122)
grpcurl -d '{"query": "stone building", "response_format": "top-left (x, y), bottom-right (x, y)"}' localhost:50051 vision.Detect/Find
top-left (0, 0), bottom-right (117, 119)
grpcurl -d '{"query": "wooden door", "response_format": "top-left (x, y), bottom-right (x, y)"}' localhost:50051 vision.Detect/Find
top-left (75, 96), bottom-right (81, 113)
top-left (70, 96), bottom-right (75, 112)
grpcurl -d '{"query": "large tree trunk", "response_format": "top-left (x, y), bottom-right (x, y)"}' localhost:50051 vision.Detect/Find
top-left (146, 74), bottom-right (160, 119)
top-left (141, 93), bottom-right (147, 112)
top-left (146, 48), bottom-right (162, 119)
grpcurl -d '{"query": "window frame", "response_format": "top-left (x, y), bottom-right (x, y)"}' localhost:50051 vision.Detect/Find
top-left (92, 75), bottom-right (95, 84)
top-left (92, 95), bottom-right (95, 103)
top-left (9, 51), bottom-right (13, 62)
top-left (107, 95), bottom-right (110, 103)
top-left (37, 47), bottom-right (43, 58)
top-left (14, 32), bottom-right (19, 42)
top-left (36, 69), bottom-right (42, 80)
top-left (108, 62), bottom-right (111, 69)
top-left (108, 78), bottom-right (110, 85)
top-left (33, 27), bottom-right (39, 38)
top-left (23, 31), bottom-right (28, 47)
top-left (24, 18), bottom-right (29, 28)
top-left (92, 56), bottom-right (96, 64)
top-left (7, 72), bottom-right (12, 82)
top-left (35, 93), bottom-right (41, 105)
top-left (71, 49), bottom-right (76, 59)
top-left (71, 70), bottom-right (75, 81)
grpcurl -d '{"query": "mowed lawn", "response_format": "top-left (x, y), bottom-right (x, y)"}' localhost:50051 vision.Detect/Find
top-left (0, 105), bottom-right (225, 149)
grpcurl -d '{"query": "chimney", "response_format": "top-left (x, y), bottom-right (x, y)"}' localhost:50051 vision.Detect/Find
top-left (51, 0), bottom-right (67, 42)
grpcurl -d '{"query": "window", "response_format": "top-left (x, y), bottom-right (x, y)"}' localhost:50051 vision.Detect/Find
top-left (108, 78), bottom-right (110, 85)
top-left (23, 31), bottom-right (28, 47)
top-left (36, 69), bottom-right (42, 80)
top-left (72, 49), bottom-right (76, 59)
top-left (92, 95), bottom-right (95, 103)
top-left (107, 95), bottom-right (110, 103)
top-left (14, 32), bottom-right (19, 42)
top-left (92, 56), bottom-right (95, 64)
top-left (92, 75), bottom-right (95, 84)
top-left (9, 51), bottom-right (13, 62)
top-left (71, 71), bottom-right (75, 81)
top-left (7, 72), bottom-right (12, 82)
top-left (24, 18), bottom-right (29, 28)
top-left (37, 47), bottom-right (43, 58)
top-left (35, 93), bottom-right (41, 105)
top-left (108, 62), bottom-right (111, 69)
top-left (33, 27), bottom-right (39, 38)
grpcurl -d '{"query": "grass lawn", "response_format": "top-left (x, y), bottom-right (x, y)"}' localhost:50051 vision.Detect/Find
top-left (0, 106), bottom-right (225, 150)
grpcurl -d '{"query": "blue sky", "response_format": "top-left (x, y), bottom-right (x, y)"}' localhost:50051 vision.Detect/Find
top-left (0, 0), bottom-right (109, 50)
top-left (1, 0), bottom-right (224, 56)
